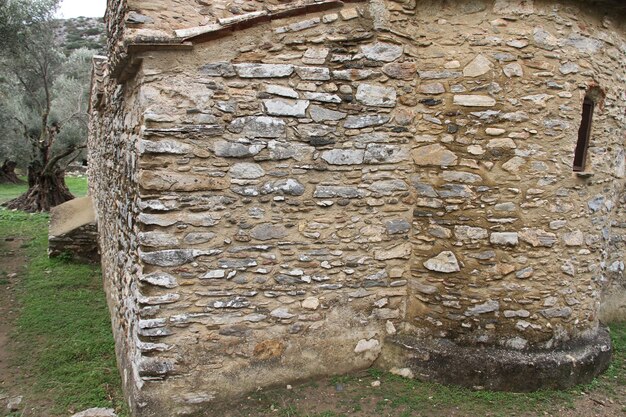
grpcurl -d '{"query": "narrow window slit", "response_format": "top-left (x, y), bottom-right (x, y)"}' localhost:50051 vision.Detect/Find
top-left (573, 96), bottom-right (594, 172)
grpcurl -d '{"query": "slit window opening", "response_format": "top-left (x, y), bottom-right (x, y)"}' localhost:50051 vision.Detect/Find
top-left (573, 96), bottom-right (595, 172)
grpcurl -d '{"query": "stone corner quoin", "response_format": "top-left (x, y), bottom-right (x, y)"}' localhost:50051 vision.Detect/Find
top-left (88, 0), bottom-right (625, 415)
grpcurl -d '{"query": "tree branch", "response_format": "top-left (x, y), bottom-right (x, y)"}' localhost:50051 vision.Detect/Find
top-left (43, 144), bottom-right (86, 175)
top-left (61, 147), bottom-right (84, 170)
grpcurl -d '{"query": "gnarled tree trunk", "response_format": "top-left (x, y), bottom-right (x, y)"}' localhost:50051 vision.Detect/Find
top-left (0, 160), bottom-right (21, 184)
top-left (3, 161), bottom-right (74, 212)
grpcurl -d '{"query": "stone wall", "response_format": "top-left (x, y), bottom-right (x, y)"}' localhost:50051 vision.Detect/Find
top-left (48, 223), bottom-right (99, 263)
top-left (88, 55), bottom-right (145, 409)
top-left (48, 196), bottom-right (99, 263)
top-left (600, 181), bottom-right (625, 322)
top-left (90, 0), bottom-right (626, 415)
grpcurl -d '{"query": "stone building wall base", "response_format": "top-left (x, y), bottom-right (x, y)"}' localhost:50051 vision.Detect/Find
top-left (386, 326), bottom-right (612, 392)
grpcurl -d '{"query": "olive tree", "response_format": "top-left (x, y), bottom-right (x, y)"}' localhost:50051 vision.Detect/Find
top-left (0, 0), bottom-right (94, 211)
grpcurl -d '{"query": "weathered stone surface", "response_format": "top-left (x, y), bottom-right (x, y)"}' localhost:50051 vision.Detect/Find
top-left (234, 63), bottom-right (294, 78)
top-left (463, 55), bottom-right (492, 77)
top-left (486, 128), bottom-right (505, 136)
top-left (465, 300), bottom-right (500, 316)
top-left (453, 95), bottom-right (496, 107)
top-left (265, 84), bottom-right (299, 98)
top-left (412, 144), bottom-right (458, 167)
top-left (229, 162), bottom-right (265, 179)
top-left (503, 62), bottom-right (524, 77)
top-left (441, 171), bottom-right (482, 183)
top-left (139, 139), bottom-right (192, 154)
top-left (344, 114), bottom-right (390, 129)
top-left (516, 267), bottom-right (534, 279)
top-left (374, 243), bottom-right (412, 260)
top-left (424, 251), bottom-right (461, 273)
top-left (418, 70), bottom-right (462, 79)
top-left (214, 140), bottom-right (265, 157)
top-left (356, 84), bottom-right (397, 107)
top-left (271, 308), bottom-right (295, 319)
top-left (321, 149), bottom-right (365, 165)
top-left (309, 105), bottom-right (347, 122)
top-left (140, 272), bottom-right (178, 288)
top-left (502, 156), bottom-right (526, 172)
top-left (438, 184), bottom-right (474, 198)
top-left (519, 228), bottom-right (557, 248)
top-left (413, 282), bottom-right (438, 295)
top-left (588, 195), bottom-right (605, 212)
top-left (180, 213), bottom-right (220, 227)
top-left (559, 62), bottom-right (579, 75)
top-left (364, 145), bottom-right (409, 164)
top-left (521, 93), bottom-right (553, 107)
top-left (490, 232), bottom-right (519, 246)
top-left (262, 179), bottom-right (305, 196)
top-left (71, 409), bottom-right (117, 417)
top-left (562, 230), bottom-right (584, 246)
top-left (295, 66), bottom-right (330, 81)
top-left (455, 226), bottom-right (488, 241)
top-left (139, 231), bottom-right (177, 247)
top-left (354, 338), bottom-right (380, 353)
top-left (139, 171), bottom-right (230, 191)
top-left (419, 83), bottom-right (445, 95)
top-left (564, 34), bottom-right (603, 54)
top-left (354, 132), bottom-right (389, 144)
top-left (369, 180), bottom-right (408, 194)
top-left (361, 42), bottom-right (403, 62)
top-left (263, 99), bottom-right (310, 117)
top-left (314, 186), bottom-right (365, 198)
top-left (382, 62), bottom-right (417, 80)
top-left (540, 307), bottom-right (573, 318)
top-left (303, 47), bottom-right (329, 65)
top-left (302, 297), bottom-right (320, 310)
top-left (201, 270), bottom-right (225, 280)
top-left (332, 69), bottom-right (376, 80)
top-left (250, 223), bottom-right (289, 241)
top-left (199, 62), bottom-right (236, 77)
top-left (487, 138), bottom-right (517, 150)
top-left (138, 213), bottom-right (177, 227)
top-left (493, 0), bottom-right (534, 15)
top-left (6, 396), bottom-right (23, 412)
top-left (303, 92), bottom-right (341, 103)
top-left (385, 219), bottom-right (410, 234)
top-left (506, 39), bottom-right (528, 49)
top-left (140, 249), bottom-right (215, 267)
top-left (228, 116), bottom-right (286, 138)
top-left (533, 27), bottom-right (559, 50)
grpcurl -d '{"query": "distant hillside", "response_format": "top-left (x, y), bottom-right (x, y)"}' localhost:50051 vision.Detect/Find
top-left (54, 17), bottom-right (106, 55)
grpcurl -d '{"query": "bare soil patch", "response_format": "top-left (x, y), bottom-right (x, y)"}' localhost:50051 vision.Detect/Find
top-left (0, 238), bottom-right (26, 412)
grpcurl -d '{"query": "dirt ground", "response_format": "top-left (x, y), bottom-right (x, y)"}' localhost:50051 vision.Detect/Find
top-left (225, 373), bottom-right (625, 417)
top-left (0, 238), bottom-right (26, 414)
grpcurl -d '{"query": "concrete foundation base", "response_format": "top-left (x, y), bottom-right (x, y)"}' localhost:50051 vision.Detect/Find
top-left (389, 326), bottom-right (612, 392)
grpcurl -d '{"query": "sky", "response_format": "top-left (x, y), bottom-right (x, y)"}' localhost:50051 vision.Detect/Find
top-left (56, 0), bottom-right (107, 18)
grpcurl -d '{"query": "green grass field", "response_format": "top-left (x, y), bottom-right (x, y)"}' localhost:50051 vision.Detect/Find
top-left (0, 175), bottom-right (88, 204)
top-left (0, 176), bottom-right (128, 416)
top-left (0, 209), bottom-right (128, 416)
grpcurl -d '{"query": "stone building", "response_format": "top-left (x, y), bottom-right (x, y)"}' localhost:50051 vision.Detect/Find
top-left (88, 1), bottom-right (626, 415)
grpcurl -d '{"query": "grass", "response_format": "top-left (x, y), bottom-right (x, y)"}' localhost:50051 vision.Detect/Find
top-left (0, 175), bottom-right (88, 204)
top-left (0, 181), bottom-right (28, 204)
top-left (0, 207), bottom-right (128, 416)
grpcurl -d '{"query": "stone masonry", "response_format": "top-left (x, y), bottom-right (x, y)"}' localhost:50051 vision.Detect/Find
top-left (88, 1), bottom-right (626, 416)
top-left (48, 196), bottom-right (100, 263)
